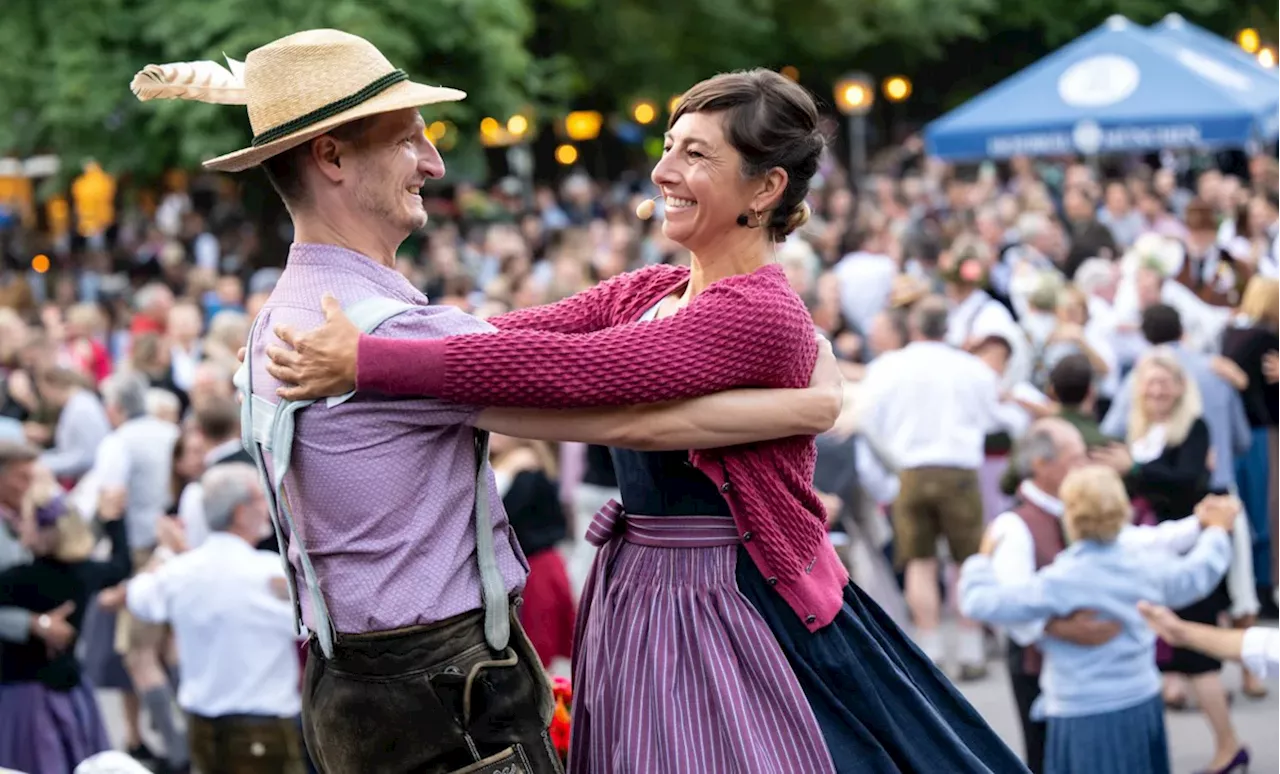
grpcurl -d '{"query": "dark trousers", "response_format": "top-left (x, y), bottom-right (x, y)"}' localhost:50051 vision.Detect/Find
top-left (301, 607), bottom-right (564, 774)
top-left (1007, 645), bottom-right (1045, 774)
top-left (188, 713), bottom-right (306, 774)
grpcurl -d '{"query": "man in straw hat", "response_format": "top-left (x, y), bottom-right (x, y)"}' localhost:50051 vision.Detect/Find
top-left (131, 30), bottom-right (568, 773)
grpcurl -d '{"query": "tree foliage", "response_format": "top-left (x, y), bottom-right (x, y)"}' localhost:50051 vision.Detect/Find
top-left (0, 0), bottom-right (565, 182)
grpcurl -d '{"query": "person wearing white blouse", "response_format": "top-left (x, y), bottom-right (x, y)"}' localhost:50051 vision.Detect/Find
top-left (1138, 602), bottom-right (1278, 681)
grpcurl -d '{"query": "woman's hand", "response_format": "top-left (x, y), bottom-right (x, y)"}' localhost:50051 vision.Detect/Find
top-left (155, 515), bottom-right (188, 554)
top-left (97, 585), bottom-right (127, 613)
top-left (1090, 443), bottom-right (1133, 474)
top-left (265, 294), bottom-right (360, 401)
top-left (1136, 601), bottom-right (1186, 646)
top-left (1194, 494), bottom-right (1240, 532)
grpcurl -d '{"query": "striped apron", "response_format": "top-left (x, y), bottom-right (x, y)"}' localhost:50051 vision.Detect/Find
top-left (568, 500), bottom-right (835, 774)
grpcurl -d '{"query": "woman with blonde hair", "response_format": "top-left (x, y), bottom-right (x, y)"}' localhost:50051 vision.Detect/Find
top-left (1092, 351), bottom-right (1248, 774)
top-left (960, 465), bottom-right (1238, 774)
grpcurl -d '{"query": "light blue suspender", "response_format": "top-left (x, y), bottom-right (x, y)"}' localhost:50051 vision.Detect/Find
top-left (233, 296), bottom-right (510, 659)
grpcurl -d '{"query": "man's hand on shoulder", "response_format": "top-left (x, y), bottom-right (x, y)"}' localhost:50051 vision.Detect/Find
top-left (265, 293), bottom-right (360, 401)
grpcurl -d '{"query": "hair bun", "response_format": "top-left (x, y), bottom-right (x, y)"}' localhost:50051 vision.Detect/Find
top-left (783, 201), bottom-right (811, 237)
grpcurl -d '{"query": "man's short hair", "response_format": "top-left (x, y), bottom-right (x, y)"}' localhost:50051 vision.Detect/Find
top-left (1049, 354), bottom-right (1093, 407)
top-left (101, 371), bottom-right (150, 420)
top-left (0, 440), bottom-right (39, 469)
top-left (1140, 303), bottom-right (1183, 346)
top-left (201, 463), bottom-right (261, 533)
top-left (196, 396), bottom-right (240, 442)
top-left (909, 295), bottom-right (950, 341)
top-left (261, 116), bottom-right (379, 208)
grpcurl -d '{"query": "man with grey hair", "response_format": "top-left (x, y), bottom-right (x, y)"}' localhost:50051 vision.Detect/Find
top-left (858, 295), bottom-right (1012, 679)
top-left (127, 463), bottom-right (305, 774)
top-left (985, 417), bottom-right (1214, 774)
top-left (88, 370), bottom-right (185, 773)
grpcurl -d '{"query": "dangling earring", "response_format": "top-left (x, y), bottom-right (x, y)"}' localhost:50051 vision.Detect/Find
top-left (736, 209), bottom-right (764, 228)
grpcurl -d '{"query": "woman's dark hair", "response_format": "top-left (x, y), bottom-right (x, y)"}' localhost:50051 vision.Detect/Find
top-left (672, 69), bottom-right (826, 243)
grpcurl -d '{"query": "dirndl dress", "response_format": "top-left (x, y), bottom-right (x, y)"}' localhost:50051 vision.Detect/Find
top-left (569, 446), bottom-right (1027, 773)
top-left (0, 679), bottom-right (112, 772)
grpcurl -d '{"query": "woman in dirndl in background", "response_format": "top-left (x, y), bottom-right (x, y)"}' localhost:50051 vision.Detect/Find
top-left (489, 433), bottom-right (576, 670)
top-left (0, 474), bottom-right (131, 773)
top-left (960, 465), bottom-right (1239, 774)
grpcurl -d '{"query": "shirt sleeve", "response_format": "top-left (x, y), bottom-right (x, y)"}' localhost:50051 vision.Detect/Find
top-left (91, 433), bottom-right (129, 489)
top-left (987, 513), bottom-right (1047, 646)
top-left (358, 273), bottom-right (816, 409)
top-left (958, 554), bottom-right (1062, 625)
top-left (1241, 627), bottom-right (1279, 681)
top-left (1155, 527), bottom-right (1233, 610)
top-left (126, 567), bottom-right (170, 624)
top-left (1119, 515), bottom-right (1202, 555)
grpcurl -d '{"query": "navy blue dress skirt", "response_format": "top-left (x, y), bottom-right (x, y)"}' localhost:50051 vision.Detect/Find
top-left (737, 547), bottom-right (1028, 773)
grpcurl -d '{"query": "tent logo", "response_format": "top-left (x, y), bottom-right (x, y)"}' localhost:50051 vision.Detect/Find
top-left (1072, 120), bottom-right (1104, 153)
top-left (1058, 55), bottom-right (1141, 107)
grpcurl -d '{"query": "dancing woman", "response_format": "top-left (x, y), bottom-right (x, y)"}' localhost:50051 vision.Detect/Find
top-left (267, 69), bottom-right (1026, 773)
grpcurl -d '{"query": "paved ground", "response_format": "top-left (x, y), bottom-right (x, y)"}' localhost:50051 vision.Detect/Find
top-left (98, 638), bottom-right (1277, 774)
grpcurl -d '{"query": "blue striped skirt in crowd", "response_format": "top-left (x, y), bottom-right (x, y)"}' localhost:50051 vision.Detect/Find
top-left (1045, 694), bottom-right (1169, 774)
top-left (570, 503), bottom-right (1028, 773)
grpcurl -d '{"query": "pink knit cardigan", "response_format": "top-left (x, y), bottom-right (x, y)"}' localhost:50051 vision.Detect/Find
top-left (357, 263), bottom-right (848, 631)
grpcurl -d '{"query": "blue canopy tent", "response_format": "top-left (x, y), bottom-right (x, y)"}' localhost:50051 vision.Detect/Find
top-left (924, 16), bottom-right (1278, 161)
top-left (1149, 14), bottom-right (1279, 82)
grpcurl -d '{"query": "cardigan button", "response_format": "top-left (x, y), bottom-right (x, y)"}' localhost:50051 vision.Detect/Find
top-left (720, 481), bottom-right (732, 493)
top-left (766, 576), bottom-right (778, 586)
top-left (742, 531), bottom-right (753, 542)
top-left (805, 614), bottom-right (817, 624)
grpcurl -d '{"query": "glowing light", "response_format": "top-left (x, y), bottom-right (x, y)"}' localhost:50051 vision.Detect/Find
top-left (883, 76), bottom-right (912, 102)
top-left (668, 95), bottom-right (682, 114)
top-left (31, 254), bottom-right (49, 273)
top-left (480, 117), bottom-right (500, 136)
top-left (563, 111), bottom-right (603, 141)
top-left (1259, 47), bottom-right (1276, 68)
top-left (632, 101), bottom-right (657, 125)
top-left (426, 121), bottom-right (448, 141)
top-left (555, 144), bottom-right (579, 165)
top-left (780, 66), bottom-right (800, 82)
top-left (1238, 28), bottom-right (1260, 54)
top-left (507, 115), bottom-right (529, 135)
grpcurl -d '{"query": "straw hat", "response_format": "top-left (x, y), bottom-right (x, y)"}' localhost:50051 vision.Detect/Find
top-left (130, 29), bottom-right (466, 173)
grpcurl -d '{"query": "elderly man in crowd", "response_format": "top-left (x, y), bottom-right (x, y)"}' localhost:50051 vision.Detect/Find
top-left (89, 371), bottom-right (185, 774)
top-left (986, 417), bottom-right (1222, 773)
top-left (127, 463), bottom-right (305, 774)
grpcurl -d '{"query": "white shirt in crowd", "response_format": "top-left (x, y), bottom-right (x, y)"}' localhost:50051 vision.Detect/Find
top-left (1241, 627), bottom-right (1279, 680)
top-left (986, 481), bottom-right (1204, 647)
top-left (126, 532), bottom-right (301, 719)
top-left (88, 415), bottom-right (180, 550)
top-left (946, 290), bottom-right (1032, 388)
top-left (834, 251), bottom-right (897, 336)
top-left (40, 388), bottom-right (111, 480)
top-left (858, 340), bottom-right (1008, 471)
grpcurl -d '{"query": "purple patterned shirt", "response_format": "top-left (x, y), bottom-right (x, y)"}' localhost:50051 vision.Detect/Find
top-left (247, 243), bottom-right (528, 635)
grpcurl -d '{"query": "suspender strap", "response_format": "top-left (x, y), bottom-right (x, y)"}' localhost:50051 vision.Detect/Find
top-left (234, 296), bottom-right (512, 657)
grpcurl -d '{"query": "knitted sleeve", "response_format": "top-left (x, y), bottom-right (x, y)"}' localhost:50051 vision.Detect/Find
top-left (488, 265), bottom-right (681, 333)
top-left (357, 271), bottom-right (816, 409)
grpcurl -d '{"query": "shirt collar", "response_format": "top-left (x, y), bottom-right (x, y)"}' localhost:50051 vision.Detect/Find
top-left (1019, 480), bottom-right (1064, 517)
top-left (204, 438), bottom-right (244, 466)
top-left (284, 242), bottom-right (427, 306)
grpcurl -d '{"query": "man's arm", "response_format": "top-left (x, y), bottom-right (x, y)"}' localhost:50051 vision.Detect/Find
top-left (476, 383), bottom-right (841, 450)
top-left (124, 566), bottom-right (171, 624)
top-left (40, 402), bottom-right (106, 478)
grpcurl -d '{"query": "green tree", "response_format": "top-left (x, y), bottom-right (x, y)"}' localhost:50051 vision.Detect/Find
top-left (0, 0), bottom-right (568, 182)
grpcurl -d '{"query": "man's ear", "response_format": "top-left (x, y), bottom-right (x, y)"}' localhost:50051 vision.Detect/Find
top-left (311, 136), bottom-right (345, 183)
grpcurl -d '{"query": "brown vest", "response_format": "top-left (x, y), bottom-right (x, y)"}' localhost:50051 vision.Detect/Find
top-left (1175, 247), bottom-right (1253, 308)
top-left (1011, 497), bottom-right (1066, 675)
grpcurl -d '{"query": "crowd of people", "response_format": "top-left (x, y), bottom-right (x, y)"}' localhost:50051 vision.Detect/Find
top-left (0, 69), bottom-right (1278, 772)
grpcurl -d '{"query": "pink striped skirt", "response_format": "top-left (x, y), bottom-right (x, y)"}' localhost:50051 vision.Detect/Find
top-left (569, 503), bottom-right (836, 774)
